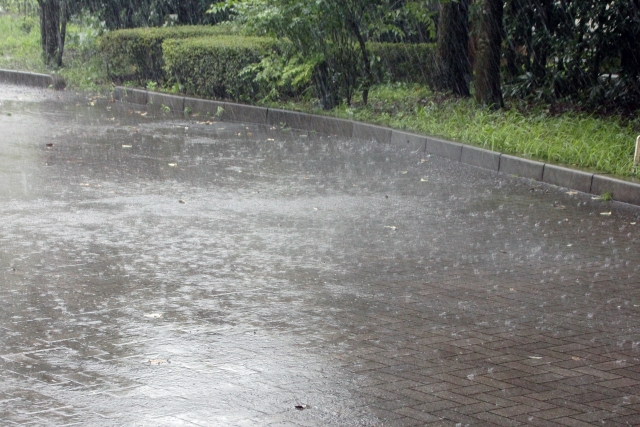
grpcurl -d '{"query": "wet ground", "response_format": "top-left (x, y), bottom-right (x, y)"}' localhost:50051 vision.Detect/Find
top-left (1, 84), bottom-right (640, 427)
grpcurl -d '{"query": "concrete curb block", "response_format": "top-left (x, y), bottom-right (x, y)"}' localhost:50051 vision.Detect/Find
top-left (0, 69), bottom-right (19, 85)
top-left (267, 109), bottom-right (313, 131)
top-left (0, 68), bottom-right (65, 89)
top-left (390, 130), bottom-right (427, 152)
top-left (305, 115), bottom-right (353, 137)
top-left (461, 145), bottom-right (501, 171)
top-left (147, 92), bottom-right (185, 113)
top-left (543, 164), bottom-right (593, 194)
top-left (183, 97), bottom-right (225, 117)
top-left (499, 154), bottom-right (544, 181)
top-left (124, 88), bottom-right (148, 105)
top-left (110, 86), bottom-right (640, 208)
top-left (591, 175), bottom-right (640, 206)
top-left (223, 102), bottom-right (267, 124)
top-left (353, 122), bottom-right (393, 143)
top-left (427, 137), bottom-right (463, 162)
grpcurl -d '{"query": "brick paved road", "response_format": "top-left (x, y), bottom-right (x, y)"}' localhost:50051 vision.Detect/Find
top-left (1, 84), bottom-right (640, 426)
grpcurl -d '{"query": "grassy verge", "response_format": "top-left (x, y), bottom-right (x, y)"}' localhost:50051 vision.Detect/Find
top-left (1, 14), bottom-right (638, 177)
top-left (265, 84), bottom-right (640, 177)
top-left (0, 13), bottom-right (110, 91)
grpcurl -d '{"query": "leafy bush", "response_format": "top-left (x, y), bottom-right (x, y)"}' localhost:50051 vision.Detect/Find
top-left (368, 42), bottom-right (436, 86)
top-left (98, 25), bottom-right (236, 83)
top-left (163, 35), bottom-right (276, 101)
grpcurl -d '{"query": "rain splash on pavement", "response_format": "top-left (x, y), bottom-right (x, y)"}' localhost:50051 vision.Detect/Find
top-left (1, 84), bottom-right (640, 426)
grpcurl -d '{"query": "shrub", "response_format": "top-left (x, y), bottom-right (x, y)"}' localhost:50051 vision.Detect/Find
top-left (368, 42), bottom-right (436, 86)
top-left (163, 35), bottom-right (276, 101)
top-left (98, 25), bottom-right (236, 83)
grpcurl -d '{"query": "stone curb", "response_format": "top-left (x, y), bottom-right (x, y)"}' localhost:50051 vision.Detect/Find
top-left (0, 68), bottom-right (65, 89)
top-left (461, 145), bottom-right (500, 171)
top-left (112, 86), bottom-right (640, 207)
top-left (148, 92), bottom-right (184, 112)
top-left (499, 154), bottom-right (544, 181)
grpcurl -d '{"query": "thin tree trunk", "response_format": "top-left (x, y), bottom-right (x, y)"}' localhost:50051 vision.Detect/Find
top-left (56, 0), bottom-right (66, 67)
top-left (474, 0), bottom-right (504, 108)
top-left (349, 19), bottom-right (372, 106)
top-left (436, 0), bottom-right (471, 96)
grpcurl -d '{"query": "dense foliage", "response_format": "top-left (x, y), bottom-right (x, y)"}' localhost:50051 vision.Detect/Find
top-left (19, 0), bottom-right (640, 113)
top-left (98, 25), bottom-right (234, 82)
top-left (209, 0), bottom-right (433, 108)
top-left (503, 0), bottom-right (640, 112)
top-left (163, 35), bottom-right (276, 100)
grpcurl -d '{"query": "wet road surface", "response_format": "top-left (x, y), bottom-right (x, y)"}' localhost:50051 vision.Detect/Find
top-left (1, 84), bottom-right (640, 426)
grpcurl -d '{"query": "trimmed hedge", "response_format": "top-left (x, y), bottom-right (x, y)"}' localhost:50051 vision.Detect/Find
top-left (163, 36), bottom-right (277, 101)
top-left (369, 42), bottom-right (437, 86)
top-left (99, 25), bottom-right (236, 83)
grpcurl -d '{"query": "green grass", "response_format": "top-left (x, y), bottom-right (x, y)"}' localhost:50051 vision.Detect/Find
top-left (0, 15), bottom-right (45, 72)
top-left (1, 14), bottom-right (638, 177)
top-left (267, 83), bottom-right (640, 177)
top-left (0, 13), bottom-right (110, 91)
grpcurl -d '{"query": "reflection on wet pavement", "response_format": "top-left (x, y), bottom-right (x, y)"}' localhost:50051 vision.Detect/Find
top-left (1, 84), bottom-right (639, 426)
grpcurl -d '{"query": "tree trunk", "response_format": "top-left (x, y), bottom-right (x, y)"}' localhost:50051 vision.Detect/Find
top-left (436, 0), bottom-right (471, 96)
top-left (474, 0), bottom-right (504, 108)
top-left (38, 0), bottom-right (64, 66)
top-left (531, 0), bottom-right (552, 85)
top-left (349, 19), bottom-right (372, 106)
top-left (56, 0), bottom-right (66, 67)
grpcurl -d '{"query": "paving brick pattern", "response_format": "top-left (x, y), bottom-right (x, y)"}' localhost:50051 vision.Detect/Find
top-left (0, 85), bottom-right (640, 426)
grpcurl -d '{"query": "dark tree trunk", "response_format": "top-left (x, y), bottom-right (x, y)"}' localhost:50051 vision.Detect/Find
top-left (531, 0), bottom-right (552, 84)
top-left (314, 61), bottom-right (338, 110)
top-left (56, 0), bottom-right (67, 67)
top-left (348, 18), bottom-right (372, 106)
top-left (474, 0), bottom-right (504, 108)
top-left (38, 0), bottom-right (66, 67)
top-left (436, 0), bottom-right (471, 96)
